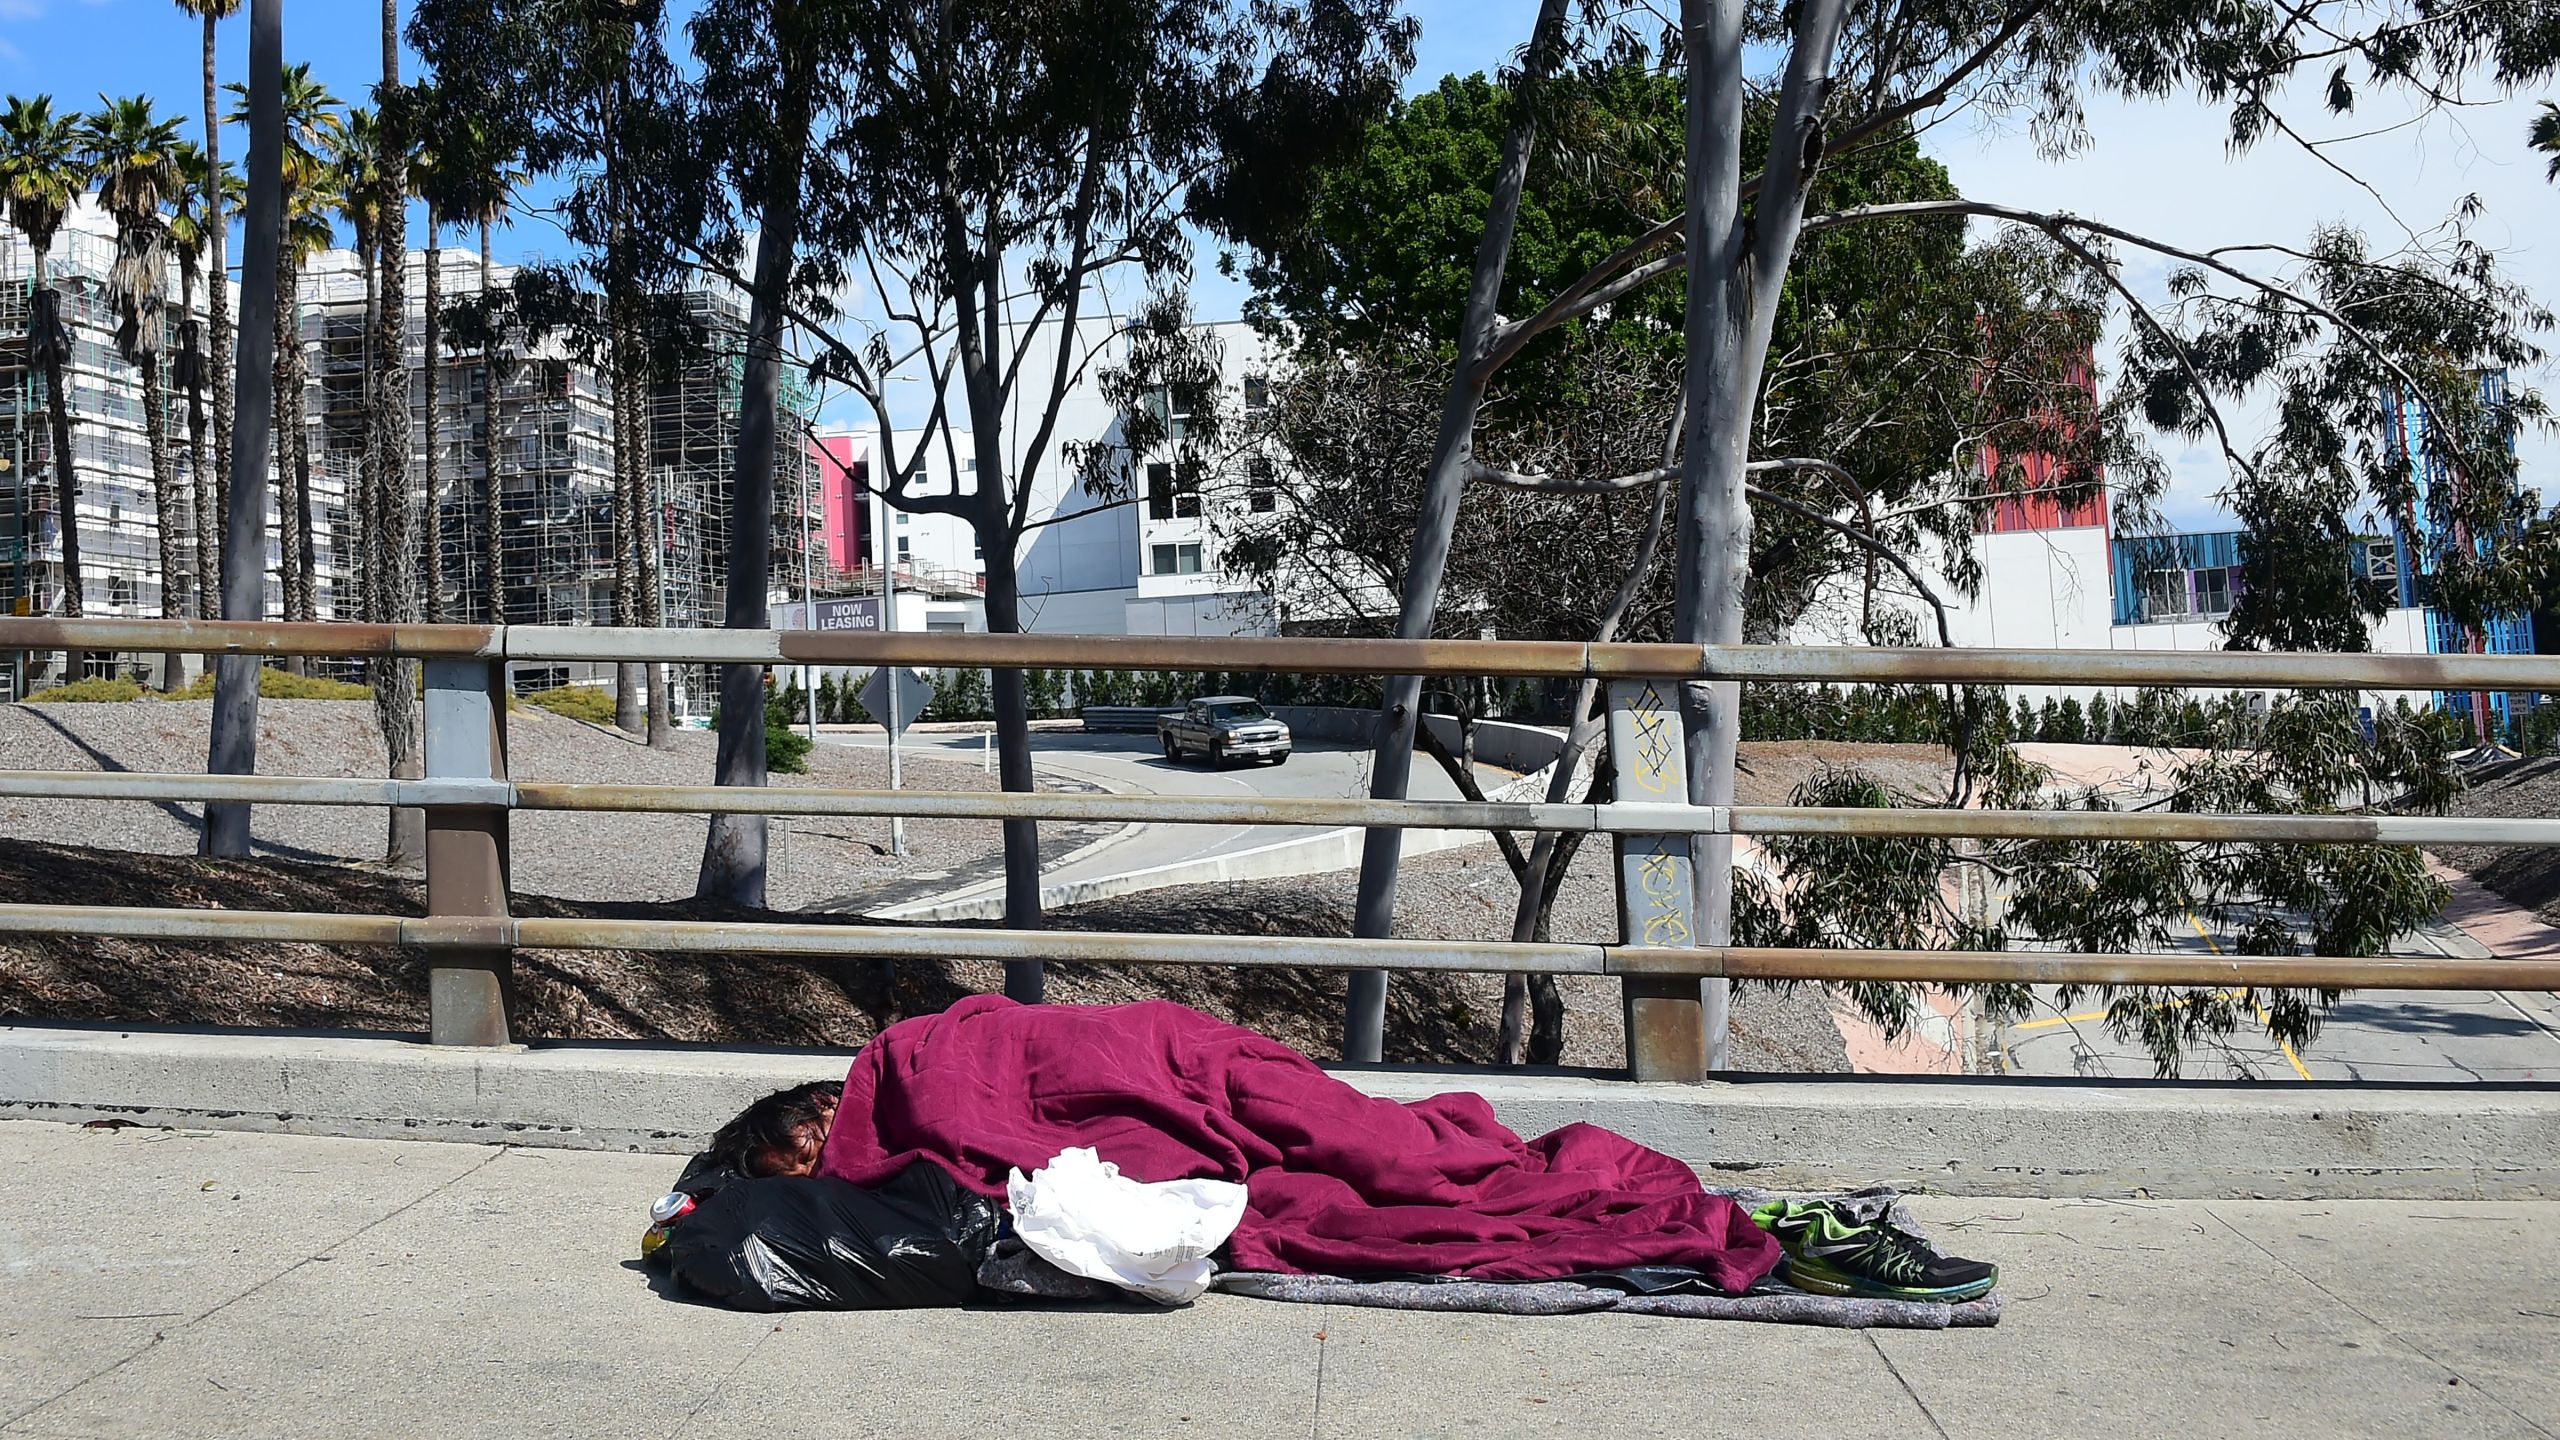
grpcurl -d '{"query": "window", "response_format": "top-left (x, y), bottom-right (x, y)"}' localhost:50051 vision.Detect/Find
top-left (1243, 375), bottom-right (1269, 411)
top-left (896, 510), bottom-right (909, 525)
top-left (1247, 457), bottom-right (1277, 513)
top-left (972, 535), bottom-right (984, 560)
top-left (2139, 570), bottom-right (2190, 622)
top-left (107, 575), bottom-right (136, 609)
top-left (1150, 542), bottom-right (1204, 575)
top-left (2192, 565), bottom-right (2235, 617)
top-left (1207, 700), bottom-right (1268, 723)
top-left (1146, 462), bottom-right (1174, 521)
top-left (896, 535), bottom-right (911, 560)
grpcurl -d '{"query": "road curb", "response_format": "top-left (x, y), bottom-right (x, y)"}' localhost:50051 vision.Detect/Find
top-left (877, 751), bottom-right (1583, 923)
top-left (5, 1023), bottom-right (2551, 1199)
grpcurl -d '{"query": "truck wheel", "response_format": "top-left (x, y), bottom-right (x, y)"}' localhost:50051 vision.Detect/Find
top-left (1161, 733), bottom-right (1182, 763)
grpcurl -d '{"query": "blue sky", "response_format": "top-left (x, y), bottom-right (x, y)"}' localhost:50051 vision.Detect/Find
top-left (8, 0), bottom-right (2554, 530)
top-left (0, 0), bottom-right (1525, 273)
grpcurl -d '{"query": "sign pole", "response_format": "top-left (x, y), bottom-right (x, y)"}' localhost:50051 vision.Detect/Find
top-left (875, 456), bottom-right (905, 855)
top-left (801, 457), bottom-right (818, 742)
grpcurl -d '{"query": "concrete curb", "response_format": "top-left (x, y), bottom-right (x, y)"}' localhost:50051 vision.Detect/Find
top-left (5, 1023), bottom-right (2551, 1199)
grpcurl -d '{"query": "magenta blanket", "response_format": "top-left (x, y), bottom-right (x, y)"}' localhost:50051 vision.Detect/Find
top-left (816, 996), bottom-right (1781, 1290)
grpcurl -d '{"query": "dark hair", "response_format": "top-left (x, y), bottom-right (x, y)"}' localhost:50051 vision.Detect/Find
top-left (701, 1080), bottom-right (842, 1180)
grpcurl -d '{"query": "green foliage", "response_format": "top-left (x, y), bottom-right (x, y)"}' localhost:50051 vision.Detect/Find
top-left (1734, 683), bottom-right (2472, 1076)
top-left (926, 668), bottom-right (992, 722)
top-left (1024, 668), bottom-right (1070, 720)
top-left (27, 676), bottom-right (145, 703)
top-left (521, 684), bottom-right (618, 723)
top-left (763, 687), bottom-right (811, 774)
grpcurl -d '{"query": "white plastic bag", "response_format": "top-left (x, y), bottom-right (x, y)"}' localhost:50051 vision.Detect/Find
top-left (1004, 1147), bottom-right (1247, 1306)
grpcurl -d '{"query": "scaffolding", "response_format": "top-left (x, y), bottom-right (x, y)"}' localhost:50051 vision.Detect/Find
top-left (297, 251), bottom-right (812, 716)
top-left (0, 218), bottom-right (327, 692)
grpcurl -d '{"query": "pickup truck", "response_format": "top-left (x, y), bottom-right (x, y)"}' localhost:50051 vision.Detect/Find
top-left (1158, 696), bottom-right (1292, 767)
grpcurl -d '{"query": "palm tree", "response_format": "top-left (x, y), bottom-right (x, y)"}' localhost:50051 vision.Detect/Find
top-left (2535, 101), bottom-right (2560, 183)
top-left (1, 96), bottom-right (90, 681)
top-left (167, 143), bottom-right (239, 620)
top-left (175, 1), bottom-right (242, 619)
top-left (228, 64), bottom-right (339, 628)
top-left (329, 107), bottom-right (384, 623)
top-left (407, 94), bottom-right (452, 623)
top-left (428, 119), bottom-right (522, 629)
top-left (79, 96), bottom-right (188, 687)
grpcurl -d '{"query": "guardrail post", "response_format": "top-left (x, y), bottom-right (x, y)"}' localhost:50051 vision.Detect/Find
top-left (1607, 679), bottom-right (1707, 1081)
top-left (423, 656), bottom-right (514, 1045)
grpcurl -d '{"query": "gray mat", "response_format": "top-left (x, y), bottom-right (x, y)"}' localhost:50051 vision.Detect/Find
top-left (978, 1186), bottom-right (2002, 1329)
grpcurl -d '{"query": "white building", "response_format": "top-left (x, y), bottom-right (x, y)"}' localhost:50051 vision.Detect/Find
top-left (812, 317), bottom-right (1281, 640)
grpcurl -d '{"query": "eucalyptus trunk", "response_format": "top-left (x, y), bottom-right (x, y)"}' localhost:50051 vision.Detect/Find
top-left (204, 0), bottom-right (281, 859)
top-left (1670, 0), bottom-right (1851, 1069)
top-left (695, 205), bottom-right (795, 906)
top-left (374, 0), bottom-right (422, 872)
top-left (696, 4), bottom-right (812, 907)
top-left (945, 212), bottom-right (1044, 997)
top-left (1341, 0), bottom-right (1570, 1063)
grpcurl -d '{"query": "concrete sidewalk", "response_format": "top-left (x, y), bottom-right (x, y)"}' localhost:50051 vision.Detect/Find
top-left (3, 1122), bottom-right (2554, 1439)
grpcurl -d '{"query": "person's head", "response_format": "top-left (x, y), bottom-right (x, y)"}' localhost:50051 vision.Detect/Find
top-left (704, 1081), bottom-right (842, 1179)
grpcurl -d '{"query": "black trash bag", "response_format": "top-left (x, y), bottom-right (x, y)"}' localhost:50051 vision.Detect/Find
top-left (660, 1162), bottom-right (1000, 1312)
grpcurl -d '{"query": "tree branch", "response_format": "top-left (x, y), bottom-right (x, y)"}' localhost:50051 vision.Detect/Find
top-left (1414, 719), bottom-right (1529, 878)
top-left (1743, 483), bottom-right (1954, 650)
top-left (1793, 197), bottom-right (2466, 448)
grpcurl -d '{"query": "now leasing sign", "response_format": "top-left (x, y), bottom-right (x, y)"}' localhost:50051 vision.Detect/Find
top-left (777, 597), bottom-right (884, 633)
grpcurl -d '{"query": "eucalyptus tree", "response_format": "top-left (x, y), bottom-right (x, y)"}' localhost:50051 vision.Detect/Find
top-left (202, 0), bottom-right (278, 860)
top-left (786, 0), bottom-right (1417, 970)
top-left (1333, 0), bottom-right (2558, 1068)
top-left (412, 0), bottom-right (686, 738)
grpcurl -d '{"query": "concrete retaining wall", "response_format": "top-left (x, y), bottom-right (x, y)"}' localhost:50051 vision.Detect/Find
top-left (1266, 708), bottom-right (1566, 776)
top-left (5, 1024), bottom-right (2551, 1199)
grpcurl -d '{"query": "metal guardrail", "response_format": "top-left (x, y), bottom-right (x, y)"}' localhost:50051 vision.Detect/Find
top-left (4, 616), bottom-right (2556, 1079)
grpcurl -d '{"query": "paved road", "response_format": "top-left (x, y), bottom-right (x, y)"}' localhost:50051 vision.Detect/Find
top-left (4, 1121), bottom-right (2553, 1439)
top-left (1997, 911), bottom-right (2560, 1081)
top-left (826, 730), bottom-right (1511, 907)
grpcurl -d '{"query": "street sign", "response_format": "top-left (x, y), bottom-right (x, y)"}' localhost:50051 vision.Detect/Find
top-left (860, 665), bottom-right (935, 736)
top-left (776, 596), bottom-right (883, 633)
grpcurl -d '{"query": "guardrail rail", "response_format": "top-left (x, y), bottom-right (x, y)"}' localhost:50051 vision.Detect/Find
top-left (4, 616), bottom-right (2556, 1081)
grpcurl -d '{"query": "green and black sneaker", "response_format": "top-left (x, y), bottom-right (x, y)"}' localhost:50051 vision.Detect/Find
top-left (1752, 1199), bottom-right (1998, 1303)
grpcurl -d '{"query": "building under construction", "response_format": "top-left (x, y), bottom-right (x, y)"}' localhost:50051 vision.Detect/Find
top-left (3, 205), bottom-right (349, 699)
top-left (298, 248), bottom-right (816, 715)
